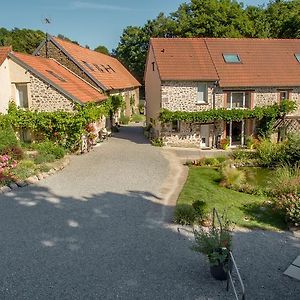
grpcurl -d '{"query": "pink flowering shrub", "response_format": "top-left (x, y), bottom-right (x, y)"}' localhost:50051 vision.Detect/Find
top-left (0, 154), bottom-right (17, 182)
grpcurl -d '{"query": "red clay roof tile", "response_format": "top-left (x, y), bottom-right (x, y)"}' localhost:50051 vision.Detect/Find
top-left (150, 38), bottom-right (300, 88)
top-left (11, 52), bottom-right (107, 104)
top-left (52, 37), bottom-right (141, 90)
top-left (0, 46), bottom-right (12, 66)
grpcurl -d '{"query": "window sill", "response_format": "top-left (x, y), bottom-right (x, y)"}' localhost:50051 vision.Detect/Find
top-left (196, 102), bottom-right (209, 106)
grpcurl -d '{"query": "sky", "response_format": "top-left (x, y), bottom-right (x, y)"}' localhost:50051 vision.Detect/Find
top-left (1, 0), bottom-right (266, 51)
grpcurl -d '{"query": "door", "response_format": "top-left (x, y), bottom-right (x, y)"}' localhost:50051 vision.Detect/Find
top-left (200, 125), bottom-right (210, 148)
top-left (226, 121), bottom-right (245, 146)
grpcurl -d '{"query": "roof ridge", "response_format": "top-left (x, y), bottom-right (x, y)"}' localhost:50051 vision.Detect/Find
top-left (151, 37), bottom-right (300, 41)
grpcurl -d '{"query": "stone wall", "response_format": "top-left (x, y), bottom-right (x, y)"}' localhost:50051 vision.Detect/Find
top-left (161, 81), bottom-right (214, 112)
top-left (29, 74), bottom-right (75, 112)
top-left (37, 42), bottom-right (97, 87)
top-left (254, 88), bottom-right (279, 107)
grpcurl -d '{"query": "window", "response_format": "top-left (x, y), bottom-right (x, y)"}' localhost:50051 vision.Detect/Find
top-left (15, 84), bottom-right (29, 108)
top-left (197, 83), bottom-right (208, 104)
top-left (227, 92), bottom-right (250, 109)
top-left (46, 70), bottom-right (66, 82)
top-left (279, 91), bottom-right (289, 101)
top-left (94, 64), bottom-right (104, 72)
top-left (172, 120), bottom-right (179, 132)
top-left (223, 54), bottom-right (241, 63)
top-left (82, 61), bottom-right (95, 71)
top-left (295, 54), bottom-right (300, 63)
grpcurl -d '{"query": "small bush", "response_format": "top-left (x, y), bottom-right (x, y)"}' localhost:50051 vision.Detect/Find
top-left (11, 159), bottom-right (36, 180)
top-left (138, 103), bottom-right (145, 114)
top-left (284, 133), bottom-right (300, 166)
top-left (216, 156), bottom-right (227, 164)
top-left (192, 200), bottom-right (207, 220)
top-left (271, 165), bottom-right (300, 196)
top-left (119, 114), bottom-right (130, 125)
top-left (203, 157), bottom-right (219, 166)
top-left (151, 138), bottom-right (164, 147)
top-left (220, 138), bottom-right (230, 150)
top-left (0, 127), bottom-right (23, 159)
top-left (131, 114), bottom-right (144, 123)
top-left (256, 139), bottom-right (285, 167)
top-left (273, 193), bottom-right (300, 226)
top-left (231, 149), bottom-right (256, 161)
top-left (32, 142), bottom-right (65, 159)
top-left (246, 135), bottom-right (259, 150)
top-left (174, 204), bottom-right (196, 225)
top-left (220, 165), bottom-right (246, 187)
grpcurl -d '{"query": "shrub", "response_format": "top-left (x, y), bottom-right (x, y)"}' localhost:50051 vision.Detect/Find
top-left (220, 165), bottom-right (246, 187)
top-left (231, 149), bottom-right (256, 161)
top-left (119, 114), bottom-right (130, 125)
top-left (220, 138), bottom-right (230, 150)
top-left (284, 133), bottom-right (300, 166)
top-left (246, 135), bottom-right (259, 150)
top-left (174, 204), bottom-right (196, 225)
top-left (32, 141), bottom-right (65, 159)
top-left (138, 103), bottom-right (145, 114)
top-left (256, 139), bottom-right (285, 167)
top-left (216, 156), bottom-right (227, 164)
top-left (273, 193), bottom-right (300, 226)
top-left (0, 127), bottom-right (23, 159)
top-left (10, 159), bottom-right (36, 180)
top-left (271, 165), bottom-right (300, 196)
top-left (192, 200), bottom-right (207, 220)
top-left (151, 138), bottom-right (164, 147)
top-left (131, 114), bottom-right (144, 123)
top-left (0, 154), bottom-right (17, 182)
top-left (203, 157), bottom-right (219, 166)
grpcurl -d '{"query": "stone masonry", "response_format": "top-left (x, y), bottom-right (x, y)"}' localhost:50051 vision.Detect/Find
top-left (158, 82), bottom-right (300, 148)
top-left (29, 74), bottom-right (75, 112)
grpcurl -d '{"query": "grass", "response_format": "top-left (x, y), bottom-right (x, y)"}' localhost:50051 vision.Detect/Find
top-left (177, 167), bottom-right (285, 231)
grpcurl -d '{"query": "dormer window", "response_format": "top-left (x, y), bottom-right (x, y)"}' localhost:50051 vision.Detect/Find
top-left (223, 54), bottom-right (241, 63)
top-left (295, 54), bottom-right (300, 63)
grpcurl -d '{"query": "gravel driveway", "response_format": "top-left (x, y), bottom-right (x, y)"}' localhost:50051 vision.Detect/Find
top-left (0, 125), bottom-right (299, 299)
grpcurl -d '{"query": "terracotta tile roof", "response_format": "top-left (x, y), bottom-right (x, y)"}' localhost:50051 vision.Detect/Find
top-left (10, 52), bottom-right (107, 104)
top-left (52, 37), bottom-right (141, 90)
top-left (150, 38), bottom-right (218, 81)
top-left (0, 46), bottom-right (12, 66)
top-left (150, 38), bottom-right (300, 88)
top-left (205, 38), bottom-right (300, 88)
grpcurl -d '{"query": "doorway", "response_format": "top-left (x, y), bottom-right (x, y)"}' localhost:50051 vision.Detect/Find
top-left (226, 121), bottom-right (244, 146)
top-left (200, 125), bottom-right (210, 148)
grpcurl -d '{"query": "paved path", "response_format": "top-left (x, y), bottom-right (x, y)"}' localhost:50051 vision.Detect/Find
top-left (0, 125), bottom-right (233, 299)
top-left (0, 125), bottom-right (299, 299)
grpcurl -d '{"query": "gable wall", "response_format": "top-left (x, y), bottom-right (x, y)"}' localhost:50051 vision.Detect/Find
top-left (0, 59), bottom-right (12, 113)
top-left (29, 73), bottom-right (75, 112)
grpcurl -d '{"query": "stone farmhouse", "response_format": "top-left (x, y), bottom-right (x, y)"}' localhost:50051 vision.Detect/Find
top-left (34, 34), bottom-right (141, 117)
top-left (0, 46), bottom-right (106, 114)
top-left (145, 38), bottom-right (300, 148)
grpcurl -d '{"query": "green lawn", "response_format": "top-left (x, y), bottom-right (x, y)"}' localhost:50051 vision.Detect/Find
top-left (177, 167), bottom-right (285, 231)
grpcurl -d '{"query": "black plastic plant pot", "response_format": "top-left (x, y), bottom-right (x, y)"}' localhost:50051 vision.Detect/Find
top-left (210, 263), bottom-right (228, 281)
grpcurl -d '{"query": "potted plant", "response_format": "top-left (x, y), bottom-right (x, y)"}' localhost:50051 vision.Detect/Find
top-left (220, 137), bottom-right (230, 150)
top-left (192, 217), bottom-right (232, 280)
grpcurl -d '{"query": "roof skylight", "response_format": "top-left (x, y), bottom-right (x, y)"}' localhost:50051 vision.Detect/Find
top-left (82, 61), bottom-right (95, 71)
top-left (295, 54), bottom-right (300, 63)
top-left (46, 70), bottom-right (66, 82)
top-left (223, 54), bottom-right (241, 63)
top-left (93, 64), bottom-right (104, 72)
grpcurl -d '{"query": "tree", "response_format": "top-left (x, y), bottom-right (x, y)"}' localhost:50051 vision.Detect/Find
top-left (114, 0), bottom-right (300, 82)
top-left (57, 34), bottom-right (79, 45)
top-left (94, 45), bottom-right (110, 55)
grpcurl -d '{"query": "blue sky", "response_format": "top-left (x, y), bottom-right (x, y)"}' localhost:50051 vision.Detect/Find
top-left (1, 0), bottom-right (265, 51)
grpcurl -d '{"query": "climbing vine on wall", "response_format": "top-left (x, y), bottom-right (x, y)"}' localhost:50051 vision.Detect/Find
top-left (159, 100), bottom-right (296, 124)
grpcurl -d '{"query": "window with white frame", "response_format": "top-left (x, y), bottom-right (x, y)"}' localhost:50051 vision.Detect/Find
top-left (15, 84), bottom-right (29, 108)
top-left (227, 92), bottom-right (250, 109)
top-left (197, 83), bottom-right (208, 104)
top-left (279, 91), bottom-right (289, 101)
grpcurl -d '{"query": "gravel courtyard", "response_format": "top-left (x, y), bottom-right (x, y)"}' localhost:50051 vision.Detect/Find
top-left (0, 125), bottom-right (299, 299)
